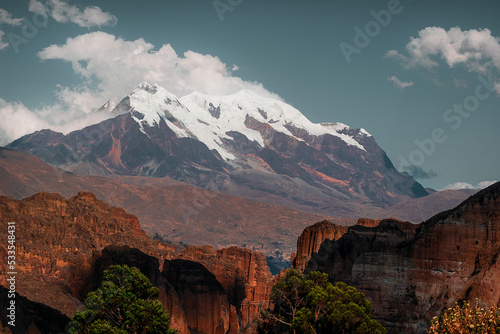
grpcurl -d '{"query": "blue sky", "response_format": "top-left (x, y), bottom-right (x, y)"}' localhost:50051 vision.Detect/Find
top-left (0, 0), bottom-right (499, 190)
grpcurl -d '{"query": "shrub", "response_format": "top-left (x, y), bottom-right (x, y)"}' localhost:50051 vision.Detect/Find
top-left (428, 300), bottom-right (500, 334)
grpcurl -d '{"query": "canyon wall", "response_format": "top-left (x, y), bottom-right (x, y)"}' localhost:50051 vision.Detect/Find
top-left (293, 183), bottom-right (500, 333)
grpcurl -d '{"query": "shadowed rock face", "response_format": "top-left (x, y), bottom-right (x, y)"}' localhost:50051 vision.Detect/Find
top-left (178, 246), bottom-right (274, 333)
top-left (290, 220), bottom-right (350, 271)
top-left (164, 259), bottom-right (232, 334)
top-left (294, 182), bottom-right (500, 333)
top-left (0, 286), bottom-right (70, 334)
top-left (0, 192), bottom-right (274, 334)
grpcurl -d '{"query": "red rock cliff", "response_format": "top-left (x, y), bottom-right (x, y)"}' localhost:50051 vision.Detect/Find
top-left (291, 220), bottom-right (349, 271)
top-left (297, 182), bottom-right (500, 333)
top-left (178, 245), bottom-right (274, 333)
top-left (0, 191), bottom-right (274, 334)
top-left (0, 191), bottom-right (170, 317)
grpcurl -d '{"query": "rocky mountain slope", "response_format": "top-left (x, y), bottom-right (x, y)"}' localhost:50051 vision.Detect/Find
top-left (0, 191), bottom-right (274, 334)
top-left (0, 146), bottom-right (343, 266)
top-left (7, 83), bottom-right (428, 217)
top-left (293, 182), bottom-right (500, 333)
top-left (378, 188), bottom-right (479, 222)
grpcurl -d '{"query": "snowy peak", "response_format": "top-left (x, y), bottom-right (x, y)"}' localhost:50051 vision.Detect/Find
top-left (179, 88), bottom-right (369, 151)
top-left (127, 82), bottom-right (191, 138)
top-left (116, 83), bottom-right (371, 160)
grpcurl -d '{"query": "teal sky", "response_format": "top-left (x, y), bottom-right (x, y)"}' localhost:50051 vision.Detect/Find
top-left (0, 0), bottom-right (499, 190)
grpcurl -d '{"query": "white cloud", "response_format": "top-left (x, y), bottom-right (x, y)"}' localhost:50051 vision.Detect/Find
top-left (0, 32), bottom-right (280, 146)
top-left (0, 97), bottom-right (111, 147)
top-left (388, 75), bottom-right (414, 89)
top-left (0, 31), bottom-right (8, 50)
top-left (387, 27), bottom-right (500, 72)
top-left (477, 180), bottom-right (498, 189)
top-left (37, 32), bottom-right (280, 103)
top-left (0, 8), bottom-right (23, 26)
top-left (0, 99), bottom-right (49, 146)
top-left (28, 0), bottom-right (117, 28)
top-left (442, 180), bottom-right (497, 190)
top-left (28, 0), bottom-right (48, 18)
top-left (0, 8), bottom-right (23, 50)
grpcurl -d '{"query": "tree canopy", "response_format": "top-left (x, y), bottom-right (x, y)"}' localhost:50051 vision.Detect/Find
top-left (69, 265), bottom-right (178, 334)
top-left (258, 270), bottom-right (386, 334)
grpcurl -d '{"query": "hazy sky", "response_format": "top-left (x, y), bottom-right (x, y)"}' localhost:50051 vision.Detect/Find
top-left (0, 0), bottom-right (499, 190)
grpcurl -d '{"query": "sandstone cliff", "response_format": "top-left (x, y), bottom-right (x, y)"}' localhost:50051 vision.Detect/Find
top-left (290, 220), bottom-right (349, 271)
top-left (179, 246), bottom-right (274, 333)
top-left (295, 182), bottom-right (500, 333)
top-left (0, 192), bottom-right (273, 333)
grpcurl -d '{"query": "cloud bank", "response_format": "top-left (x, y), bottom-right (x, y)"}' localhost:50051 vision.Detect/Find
top-left (387, 27), bottom-right (500, 71)
top-left (37, 32), bottom-right (279, 101)
top-left (387, 26), bottom-right (500, 94)
top-left (442, 180), bottom-right (497, 190)
top-left (0, 32), bottom-right (280, 146)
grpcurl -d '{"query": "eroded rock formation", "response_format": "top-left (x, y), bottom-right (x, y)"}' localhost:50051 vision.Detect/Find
top-left (180, 246), bottom-right (274, 332)
top-left (290, 220), bottom-right (349, 271)
top-left (295, 182), bottom-right (500, 333)
top-left (0, 192), bottom-right (273, 333)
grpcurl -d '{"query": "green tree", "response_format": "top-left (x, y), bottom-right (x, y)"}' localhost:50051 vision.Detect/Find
top-left (428, 300), bottom-right (500, 334)
top-left (258, 270), bottom-right (386, 334)
top-left (69, 265), bottom-right (178, 334)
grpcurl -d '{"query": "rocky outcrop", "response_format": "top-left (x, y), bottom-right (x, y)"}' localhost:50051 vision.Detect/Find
top-left (291, 220), bottom-right (349, 271)
top-left (0, 192), bottom-right (274, 334)
top-left (180, 246), bottom-right (274, 333)
top-left (299, 182), bottom-right (500, 333)
top-left (164, 259), bottom-right (233, 334)
top-left (0, 191), bottom-right (173, 318)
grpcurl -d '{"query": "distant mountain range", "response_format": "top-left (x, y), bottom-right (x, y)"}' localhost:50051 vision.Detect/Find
top-left (7, 83), bottom-right (428, 217)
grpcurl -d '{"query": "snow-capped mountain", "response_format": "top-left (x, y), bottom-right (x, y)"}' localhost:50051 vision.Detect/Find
top-left (124, 82), bottom-right (368, 161)
top-left (7, 82), bottom-right (428, 217)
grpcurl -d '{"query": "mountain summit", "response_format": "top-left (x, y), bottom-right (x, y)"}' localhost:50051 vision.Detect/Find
top-left (7, 83), bottom-right (427, 216)
top-left (123, 82), bottom-right (369, 162)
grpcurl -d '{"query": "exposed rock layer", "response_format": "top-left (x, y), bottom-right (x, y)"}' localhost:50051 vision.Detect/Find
top-left (294, 182), bottom-right (500, 333)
